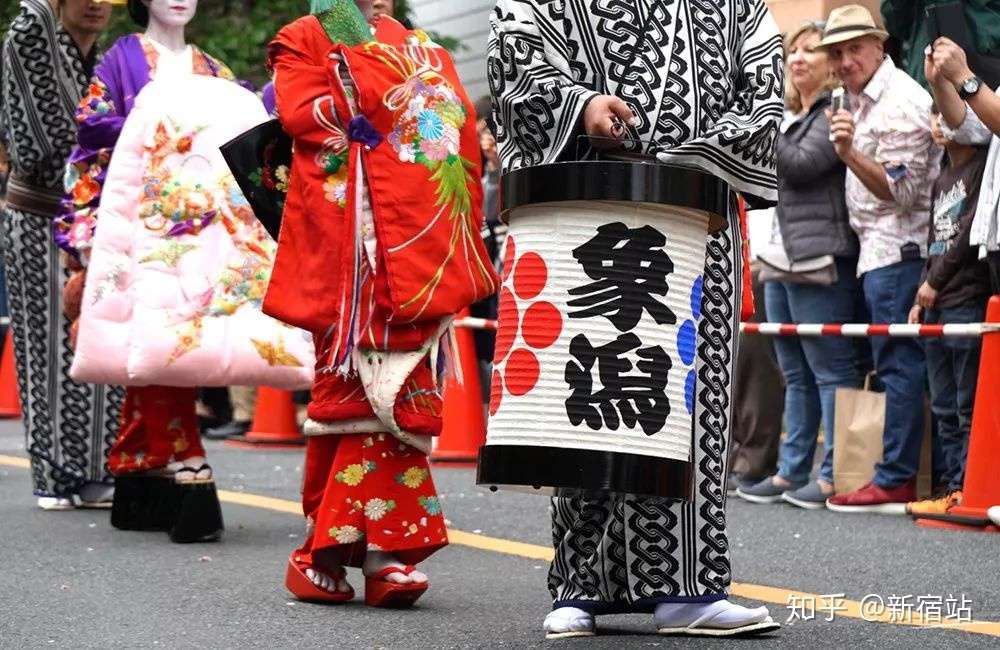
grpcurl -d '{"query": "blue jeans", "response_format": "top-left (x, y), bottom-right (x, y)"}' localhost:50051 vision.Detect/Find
top-left (764, 256), bottom-right (861, 485)
top-left (862, 259), bottom-right (926, 488)
top-left (923, 303), bottom-right (985, 491)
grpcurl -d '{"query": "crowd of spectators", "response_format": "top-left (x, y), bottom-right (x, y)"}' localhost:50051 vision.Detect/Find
top-left (732, 4), bottom-right (999, 520)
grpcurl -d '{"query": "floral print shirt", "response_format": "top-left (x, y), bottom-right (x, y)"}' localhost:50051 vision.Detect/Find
top-left (845, 57), bottom-right (941, 275)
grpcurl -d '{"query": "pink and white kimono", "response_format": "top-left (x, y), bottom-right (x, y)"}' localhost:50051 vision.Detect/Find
top-left (73, 74), bottom-right (314, 389)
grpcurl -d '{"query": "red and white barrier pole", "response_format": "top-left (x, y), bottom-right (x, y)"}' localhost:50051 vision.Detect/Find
top-left (453, 317), bottom-right (1000, 338)
top-left (453, 317), bottom-right (498, 331)
top-left (740, 322), bottom-right (1000, 338)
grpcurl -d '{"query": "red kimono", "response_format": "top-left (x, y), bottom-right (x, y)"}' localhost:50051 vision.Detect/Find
top-left (268, 14), bottom-right (497, 570)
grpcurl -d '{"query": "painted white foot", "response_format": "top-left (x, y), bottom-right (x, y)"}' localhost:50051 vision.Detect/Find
top-left (363, 551), bottom-right (427, 585)
top-left (655, 600), bottom-right (779, 636)
top-left (543, 607), bottom-right (595, 639)
top-left (988, 506), bottom-right (1000, 527)
top-left (174, 457), bottom-right (212, 483)
top-left (304, 566), bottom-right (353, 594)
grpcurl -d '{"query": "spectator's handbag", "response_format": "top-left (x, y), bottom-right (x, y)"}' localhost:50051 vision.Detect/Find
top-left (757, 246), bottom-right (837, 286)
top-left (755, 209), bottom-right (837, 285)
top-left (833, 374), bottom-right (933, 496)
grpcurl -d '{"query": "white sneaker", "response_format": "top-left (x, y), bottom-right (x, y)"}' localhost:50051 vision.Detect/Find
top-left (988, 506), bottom-right (1000, 527)
top-left (543, 607), bottom-right (595, 639)
top-left (37, 496), bottom-right (75, 511)
top-left (655, 600), bottom-right (780, 637)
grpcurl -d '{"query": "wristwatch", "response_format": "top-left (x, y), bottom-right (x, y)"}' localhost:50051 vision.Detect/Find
top-left (958, 75), bottom-right (983, 100)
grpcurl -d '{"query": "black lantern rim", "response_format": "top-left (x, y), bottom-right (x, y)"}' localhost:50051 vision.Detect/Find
top-left (500, 161), bottom-right (730, 220)
top-left (477, 444), bottom-right (693, 500)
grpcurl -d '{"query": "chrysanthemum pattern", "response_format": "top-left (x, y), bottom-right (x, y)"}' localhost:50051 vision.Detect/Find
top-left (308, 427), bottom-right (448, 556)
top-left (364, 497), bottom-right (396, 521)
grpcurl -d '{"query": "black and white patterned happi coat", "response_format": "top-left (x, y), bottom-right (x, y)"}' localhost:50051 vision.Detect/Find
top-left (488, 0), bottom-right (782, 612)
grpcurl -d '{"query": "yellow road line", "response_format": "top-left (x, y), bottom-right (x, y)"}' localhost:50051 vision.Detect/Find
top-left (2, 454), bottom-right (997, 637)
top-left (217, 489), bottom-right (301, 515)
top-left (0, 454), bottom-right (30, 469)
top-left (446, 528), bottom-right (555, 562)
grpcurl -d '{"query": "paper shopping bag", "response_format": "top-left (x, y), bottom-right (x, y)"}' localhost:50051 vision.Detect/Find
top-left (833, 377), bottom-right (934, 497)
top-left (833, 382), bottom-right (886, 494)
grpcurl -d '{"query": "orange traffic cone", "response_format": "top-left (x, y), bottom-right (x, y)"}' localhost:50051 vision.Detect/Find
top-left (916, 295), bottom-right (1000, 533)
top-left (0, 329), bottom-right (22, 419)
top-left (432, 312), bottom-right (486, 464)
top-left (227, 386), bottom-right (305, 448)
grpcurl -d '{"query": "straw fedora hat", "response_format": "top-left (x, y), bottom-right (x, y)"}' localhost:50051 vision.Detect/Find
top-left (818, 4), bottom-right (889, 48)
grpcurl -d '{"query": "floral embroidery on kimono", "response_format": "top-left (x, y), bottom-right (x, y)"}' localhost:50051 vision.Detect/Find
top-left (56, 33), bottom-right (239, 259)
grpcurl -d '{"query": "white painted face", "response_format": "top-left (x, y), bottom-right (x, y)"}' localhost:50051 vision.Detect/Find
top-left (145, 0), bottom-right (197, 29)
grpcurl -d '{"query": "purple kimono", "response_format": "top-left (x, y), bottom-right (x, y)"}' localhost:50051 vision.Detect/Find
top-left (56, 33), bottom-right (241, 256)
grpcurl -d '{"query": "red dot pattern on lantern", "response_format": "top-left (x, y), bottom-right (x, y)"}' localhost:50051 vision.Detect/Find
top-left (488, 369), bottom-right (503, 416)
top-left (502, 235), bottom-right (516, 282)
top-left (505, 348), bottom-right (539, 396)
top-left (522, 301), bottom-right (562, 349)
top-left (513, 252), bottom-right (547, 300)
top-left (491, 236), bottom-right (564, 408)
top-left (494, 287), bottom-right (518, 364)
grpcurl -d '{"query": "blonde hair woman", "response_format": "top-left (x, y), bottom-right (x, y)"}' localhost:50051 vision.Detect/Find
top-left (784, 22), bottom-right (840, 114)
top-left (738, 21), bottom-right (861, 510)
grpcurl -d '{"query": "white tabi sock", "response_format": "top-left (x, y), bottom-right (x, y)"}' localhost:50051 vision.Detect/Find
top-left (543, 607), bottom-right (595, 638)
top-left (654, 600), bottom-right (770, 631)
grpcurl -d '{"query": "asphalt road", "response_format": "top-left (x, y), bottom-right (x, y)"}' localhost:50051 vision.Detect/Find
top-left (0, 421), bottom-right (997, 649)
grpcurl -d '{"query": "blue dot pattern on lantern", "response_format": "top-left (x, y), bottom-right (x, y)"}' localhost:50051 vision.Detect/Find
top-left (685, 369), bottom-right (696, 415)
top-left (678, 275), bottom-right (704, 415)
top-left (677, 320), bottom-right (697, 366)
top-left (690, 275), bottom-right (703, 320)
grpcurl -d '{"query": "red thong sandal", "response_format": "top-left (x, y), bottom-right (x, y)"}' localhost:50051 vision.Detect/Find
top-left (364, 565), bottom-right (428, 608)
top-left (285, 558), bottom-right (355, 603)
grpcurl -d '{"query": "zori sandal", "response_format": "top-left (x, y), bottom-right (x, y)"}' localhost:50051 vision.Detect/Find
top-left (285, 557), bottom-right (355, 603)
top-left (364, 565), bottom-right (428, 608)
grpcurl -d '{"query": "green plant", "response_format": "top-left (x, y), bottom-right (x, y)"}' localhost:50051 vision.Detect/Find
top-left (2, 0), bottom-right (462, 87)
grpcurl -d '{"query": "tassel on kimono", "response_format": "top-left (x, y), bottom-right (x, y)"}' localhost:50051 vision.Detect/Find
top-left (323, 114), bottom-right (384, 376)
top-left (429, 318), bottom-right (462, 390)
top-left (324, 148), bottom-right (367, 376)
top-left (447, 324), bottom-right (463, 386)
top-left (431, 321), bottom-right (462, 388)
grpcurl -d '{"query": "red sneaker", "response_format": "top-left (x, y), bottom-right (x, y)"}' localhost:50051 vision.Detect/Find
top-left (826, 480), bottom-right (916, 515)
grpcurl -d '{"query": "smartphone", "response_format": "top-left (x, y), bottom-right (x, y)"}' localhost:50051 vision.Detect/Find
top-left (831, 87), bottom-right (847, 114)
top-left (926, 2), bottom-right (973, 52)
